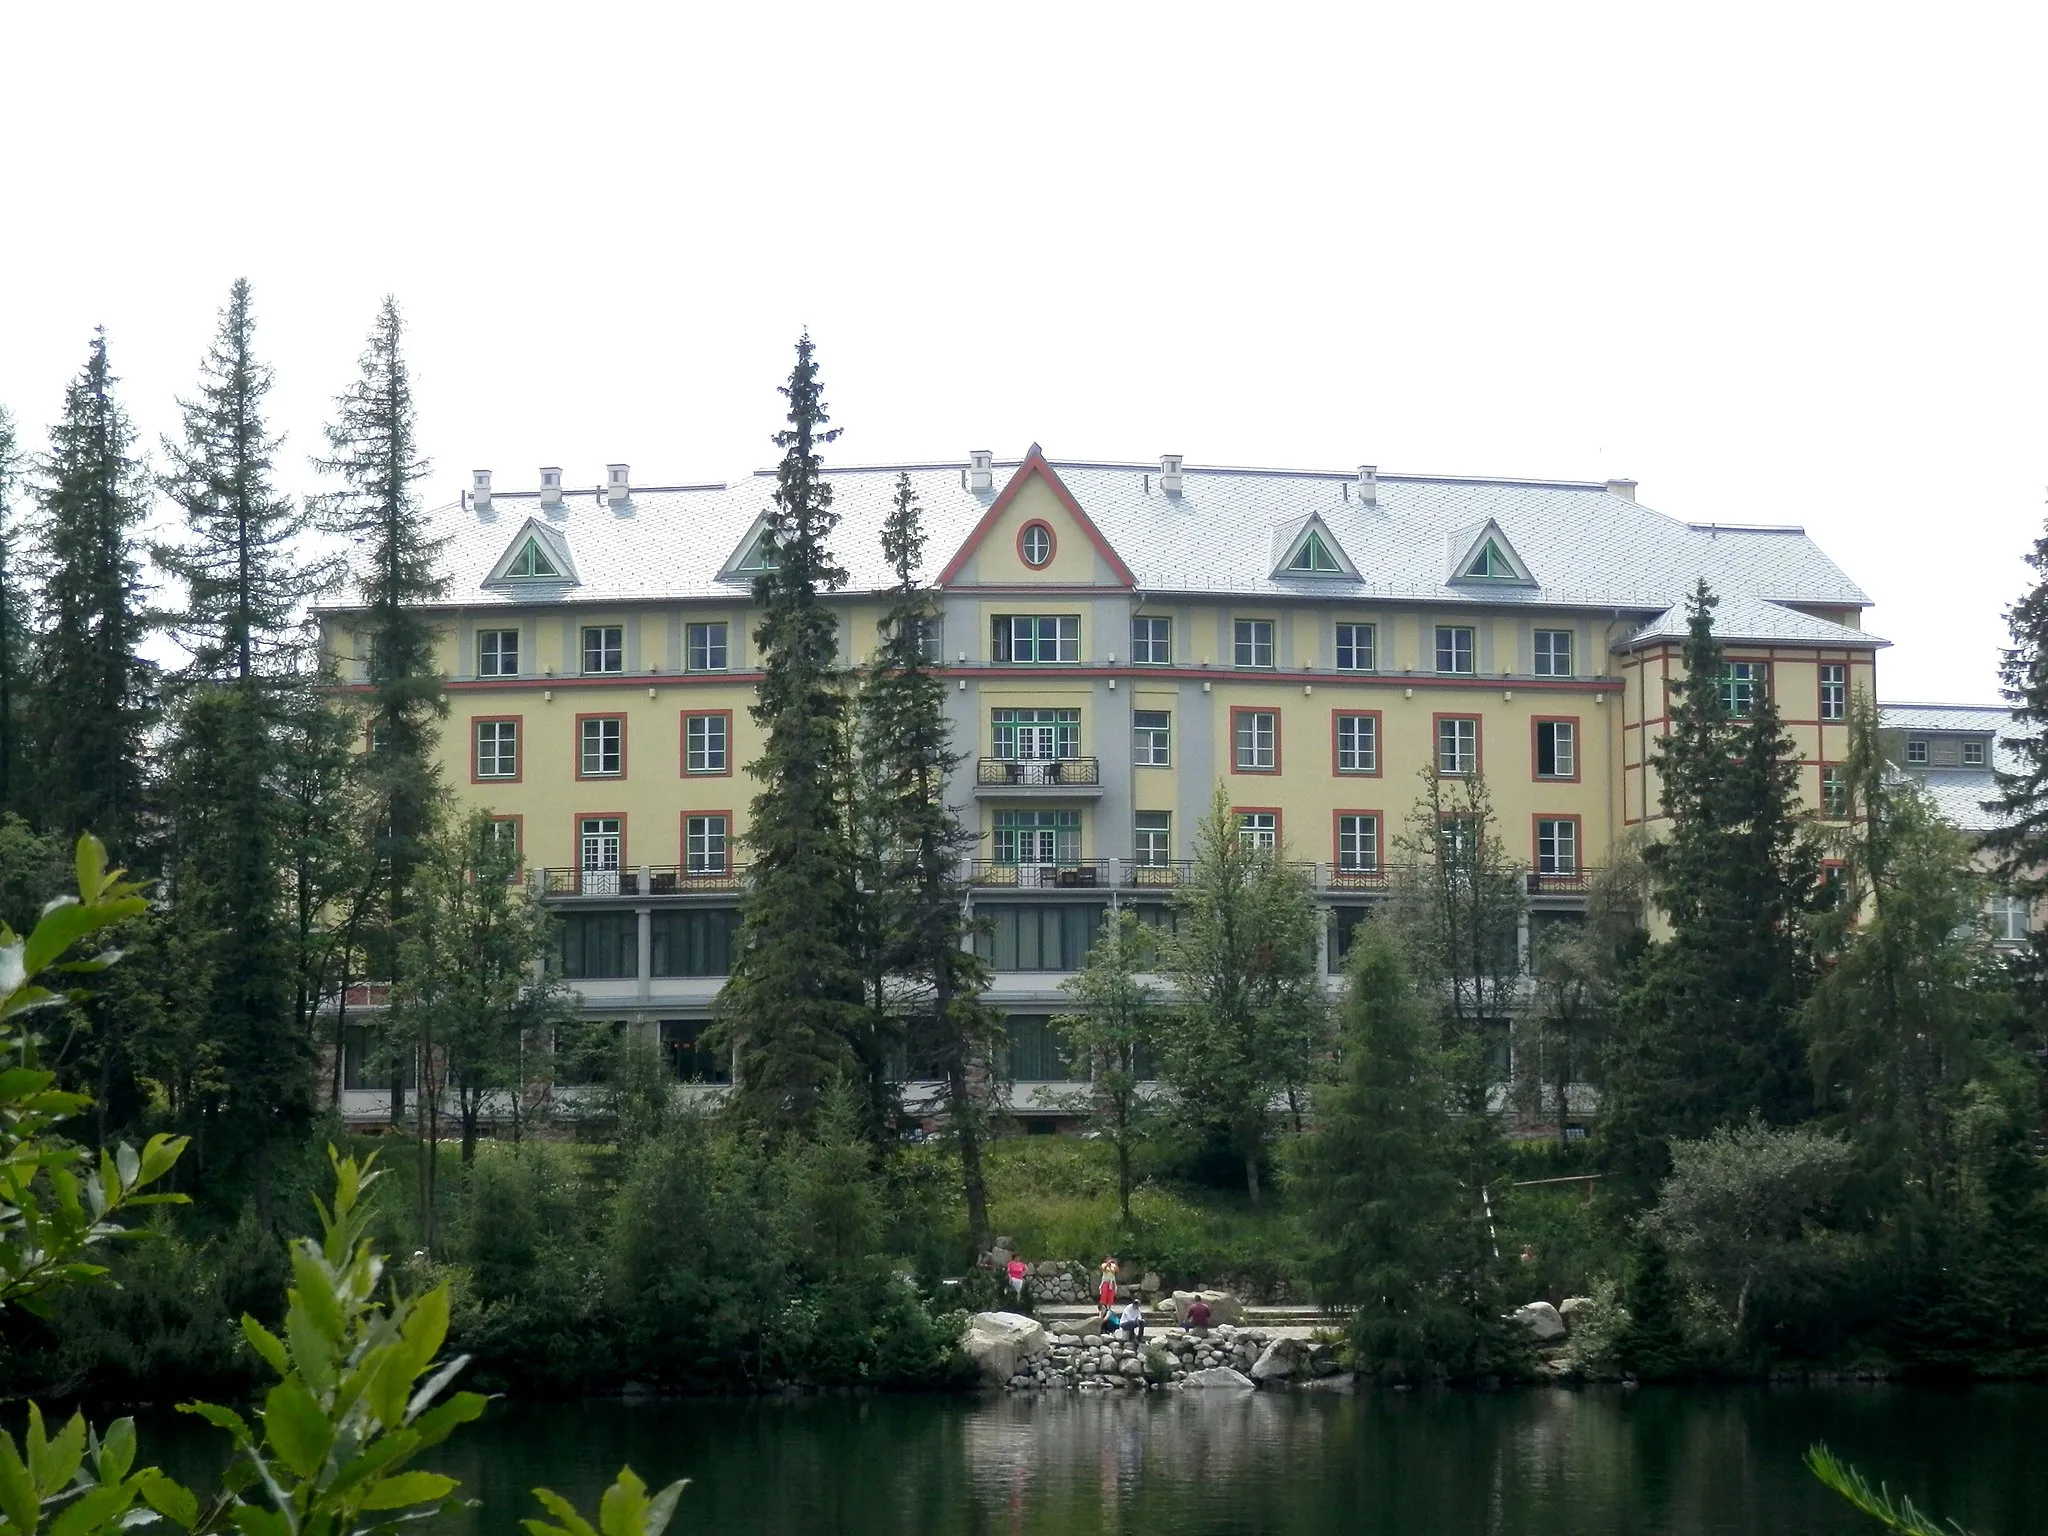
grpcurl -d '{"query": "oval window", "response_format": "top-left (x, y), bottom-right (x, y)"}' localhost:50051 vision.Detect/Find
top-left (1021, 523), bottom-right (1053, 567)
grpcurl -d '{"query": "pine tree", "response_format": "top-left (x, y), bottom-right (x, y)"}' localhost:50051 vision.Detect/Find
top-left (1989, 487), bottom-right (2048, 884)
top-left (1159, 788), bottom-right (1324, 1203)
top-left (314, 297), bottom-right (446, 938)
top-left (154, 280), bottom-right (337, 1216)
top-left (0, 409), bottom-right (31, 817)
top-left (856, 472), bottom-right (1000, 1247)
top-left (716, 334), bottom-right (864, 1132)
top-left (1607, 581), bottom-right (1819, 1189)
top-left (31, 330), bottom-right (154, 852)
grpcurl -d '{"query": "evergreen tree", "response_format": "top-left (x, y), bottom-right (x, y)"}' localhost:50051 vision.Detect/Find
top-left (31, 330), bottom-right (154, 852)
top-left (0, 408), bottom-right (31, 817)
top-left (154, 279), bottom-right (337, 1216)
top-left (314, 297), bottom-right (446, 936)
top-left (856, 472), bottom-right (1000, 1248)
top-left (1613, 1230), bottom-right (1694, 1380)
top-left (1055, 908), bottom-right (1160, 1226)
top-left (1606, 581), bottom-right (1818, 1190)
top-left (717, 334), bottom-right (863, 1132)
top-left (1988, 486), bottom-right (2048, 883)
top-left (1302, 924), bottom-right (1522, 1381)
top-left (1159, 788), bottom-right (1324, 1202)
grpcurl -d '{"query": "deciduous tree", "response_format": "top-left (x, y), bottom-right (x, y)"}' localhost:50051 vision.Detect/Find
top-left (1055, 908), bottom-right (1160, 1226)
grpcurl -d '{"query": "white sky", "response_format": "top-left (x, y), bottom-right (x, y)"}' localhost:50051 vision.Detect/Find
top-left (4, 2), bottom-right (2042, 702)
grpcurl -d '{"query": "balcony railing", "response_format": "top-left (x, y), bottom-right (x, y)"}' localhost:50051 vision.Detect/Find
top-left (534, 865), bottom-right (748, 897)
top-left (976, 757), bottom-right (1101, 787)
top-left (1527, 868), bottom-right (1591, 895)
top-left (971, 859), bottom-right (1111, 889)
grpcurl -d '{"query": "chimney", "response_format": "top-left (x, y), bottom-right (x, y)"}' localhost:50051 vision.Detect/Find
top-left (606, 463), bottom-right (630, 505)
top-left (1356, 465), bottom-right (1378, 506)
top-left (1605, 478), bottom-right (1637, 502)
top-left (472, 469), bottom-right (492, 513)
top-left (1159, 453), bottom-right (1183, 495)
top-left (539, 466), bottom-right (563, 507)
top-left (968, 449), bottom-right (994, 493)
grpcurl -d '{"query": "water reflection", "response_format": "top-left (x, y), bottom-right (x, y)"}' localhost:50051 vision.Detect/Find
top-left (395, 1385), bottom-right (2045, 1536)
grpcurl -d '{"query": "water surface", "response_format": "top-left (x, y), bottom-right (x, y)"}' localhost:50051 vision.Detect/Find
top-left (405, 1385), bottom-right (2040, 1535)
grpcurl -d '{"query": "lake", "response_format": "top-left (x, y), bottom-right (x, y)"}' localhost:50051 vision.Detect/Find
top-left (381, 1385), bottom-right (2040, 1535)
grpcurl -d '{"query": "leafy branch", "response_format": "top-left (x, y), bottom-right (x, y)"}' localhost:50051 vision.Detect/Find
top-left (1806, 1444), bottom-right (1972, 1536)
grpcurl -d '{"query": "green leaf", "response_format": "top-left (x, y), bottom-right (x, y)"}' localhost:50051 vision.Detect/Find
top-left (261, 1378), bottom-right (332, 1481)
top-left (596, 1469), bottom-right (648, 1536)
top-left (0, 1433), bottom-right (39, 1535)
top-left (177, 1403), bottom-right (252, 1447)
top-left (638, 1479), bottom-right (687, 1536)
top-left (402, 1392), bottom-right (487, 1452)
top-left (241, 1318), bottom-right (290, 1379)
top-left (398, 1285), bottom-right (450, 1376)
top-left (356, 1473), bottom-right (458, 1511)
top-left (48, 1484), bottom-right (132, 1536)
top-left (135, 1472), bottom-right (198, 1530)
top-left (74, 837), bottom-right (106, 906)
top-left (525, 1489), bottom-right (596, 1536)
top-left (96, 1419), bottom-right (136, 1485)
top-left (227, 1505), bottom-right (291, 1536)
top-left (31, 1410), bottom-right (85, 1497)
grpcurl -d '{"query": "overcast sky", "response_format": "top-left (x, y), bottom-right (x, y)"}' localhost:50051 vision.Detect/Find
top-left (4, 2), bottom-right (2042, 702)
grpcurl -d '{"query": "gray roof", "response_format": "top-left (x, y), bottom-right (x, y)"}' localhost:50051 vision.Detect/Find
top-left (363, 455), bottom-right (1877, 632)
top-left (1880, 702), bottom-right (2024, 833)
top-left (1626, 591), bottom-right (1884, 649)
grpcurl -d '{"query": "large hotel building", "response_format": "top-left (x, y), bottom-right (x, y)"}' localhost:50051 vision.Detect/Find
top-left (320, 448), bottom-right (1886, 1122)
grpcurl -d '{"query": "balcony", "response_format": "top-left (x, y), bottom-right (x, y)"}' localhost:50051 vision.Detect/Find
top-left (974, 757), bottom-right (1104, 797)
top-left (534, 865), bottom-right (748, 898)
top-left (971, 859), bottom-right (1111, 889)
top-left (1527, 868), bottom-right (1592, 896)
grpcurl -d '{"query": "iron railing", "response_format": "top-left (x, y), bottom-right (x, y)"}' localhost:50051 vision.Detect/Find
top-left (976, 757), bottom-right (1101, 786)
top-left (534, 865), bottom-right (748, 897)
top-left (970, 859), bottom-right (1111, 889)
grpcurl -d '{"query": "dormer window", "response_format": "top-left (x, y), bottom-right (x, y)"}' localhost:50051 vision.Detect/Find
top-left (1288, 530), bottom-right (1340, 573)
top-left (1963, 741), bottom-right (1987, 766)
top-left (1463, 539), bottom-right (1514, 579)
top-left (1019, 522), bottom-right (1054, 568)
top-left (1905, 739), bottom-right (1928, 764)
top-left (506, 536), bottom-right (561, 580)
top-left (738, 534), bottom-right (778, 572)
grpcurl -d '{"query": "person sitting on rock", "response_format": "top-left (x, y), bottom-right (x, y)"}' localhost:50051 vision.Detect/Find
top-left (1119, 1299), bottom-right (1146, 1343)
top-left (1186, 1297), bottom-right (1213, 1332)
top-left (1007, 1252), bottom-right (1029, 1304)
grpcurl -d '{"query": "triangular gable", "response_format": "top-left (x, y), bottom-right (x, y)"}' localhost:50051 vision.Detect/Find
top-left (483, 518), bottom-right (578, 587)
top-left (716, 512), bottom-right (780, 582)
top-left (935, 446), bottom-right (1136, 587)
top-left (1270, 513), bottom-right (1360, 579)
top-left (1448, 520), bottom-right (1535, 585)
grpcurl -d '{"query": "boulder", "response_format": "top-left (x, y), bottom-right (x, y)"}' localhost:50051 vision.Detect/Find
top-left (1051, 1316), bottom-right (1102, 1338)
top-left (1511, 1302), bottom-right (1568, 1343)
top-left (1557, 1296), bottom-right (1595, 1332)
top-left (1182, 1365), bottom-right (1256, 1390)
top-left (1141, 1271), bottom-right (1162, 1294)
top-left (962, 1311), bottom-right (1049, 1386)
top-left (1168, 1290), bottom-right (1245, 1326)
top-left (1250, 1336), bottom-right (1302, 1384)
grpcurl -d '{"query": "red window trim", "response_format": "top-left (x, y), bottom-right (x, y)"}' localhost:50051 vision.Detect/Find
top-left (1530, 714), bottom-right (1582, 784)
top-left (487, 814), bottom-right (524, 855)
top-left (1430, 711), bottom-right (1484, 776)
top-left (681, 808), bottom-right (736, 872)
top-left (1331, 807), bottom-right (1384, 870)
top-left (573, 712), bottom-right (629, 781)
top-left (1329, 708), bottom-right (1384, 777)
top-left (571, 810), bottom-right (629, 874)
top-left (469, 713), bottom-right (524, 784)
top-left (1531, 813), bottom-right (1583, 872)
top-left (1232, 806), bottom-right (1284, 848)
top-left (1229, 705), bottom-right (1283, 774)
top-left (680, 708), bottom-right (736, 777)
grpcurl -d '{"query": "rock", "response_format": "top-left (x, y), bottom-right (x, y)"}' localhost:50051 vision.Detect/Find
top-left (1250, 1336), bottom-right (1302, 1383)
top-left (1558, 1296), bottom-right (1595, 1331)
top-left (1169, 1290), bottom-right (1244, 1326)
top-left (1141, 1271), bottom-right (1162, 1294)
top-left (1511, 1302), bottom-right (1568, 1343)
top-left (1295, 1373), bottom-right (1356, 1394)
top-left (1120, 1357), bottom-right (1145, 1377)
top-left (1051, 1317), bottom-right (1102, 1338)
top-left (961, 1311), bottom-right (1049, 1385)
top-left (1182, 1365), bottom-right (1256, 1390)
top-left (1035, 1260), bottom-right (1064, 1275)
top-left (987, 1247), bottom-right (1011, 1270)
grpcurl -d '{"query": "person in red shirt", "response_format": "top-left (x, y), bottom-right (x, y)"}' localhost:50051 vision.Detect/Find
top-left (1186, 1297), bottom-right (1213, 1332)
top-left (1006, 1253), bottom-right (1029, 1304)
top-left (1097, 1258), bottom-right (1120, 1332)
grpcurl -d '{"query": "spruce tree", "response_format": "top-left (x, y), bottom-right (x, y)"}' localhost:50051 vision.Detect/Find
top-left (314, 297), bottom-right (446, 936)
top-left (31, 331), bottom-right (154, 852)
top-left (1989, 489), bottom-right (2048, 883)
top-left (155, 279), bottom-right (336, 1215)
top-left (717, 334), bottom-right (864, 1132)
top-left (0, 409), bottom-right (29, 817)
top-left (1607, 581), bottom-right (1818, 1189)
top-left (857, 472), bottom-right (1000, 1247)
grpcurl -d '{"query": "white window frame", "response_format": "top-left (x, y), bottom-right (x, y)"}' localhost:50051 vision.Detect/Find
top-left (1535, 719), bottom-right (1575, 779)
top-left (1963, 740), bottom-right (1987, 766)
top-left (477, 628), bottom-right (519, 677)
top-left (1134, 812), bottom-right (1171, 866)
top-left (1131, 616), bottom-right (1172, 665)
top-left (1435, 625), bottom-right (1475, 675)
top-left (1819, 663), bottom-right (1846, 721)
top-left (685, 814), bottom-right (728, 875)
top-left (687, 622), bottom-right (729, 672)
top-left (994, 708), bottom-right (1080, 762)
top-left (1905, 739), bottom-right (1929, 764)
top-left (1533, 629), bottom-right (1573, 678)
top-left (685, 714), bottom-right (728, 773)
top-left (1335, 714), bottom-right (1378, 773)
top-left (1235, 711), bottom-right (1277, 770)
top-left (1437, 717), bottom-right (1477, 776)
top-left (1237, 812), bottom-right (1277, 850)
top-left (1820, 765), bottom-right (1848, 819)
top-left (1990, 893), bottom-right (2030, 943)
top-left (1334, 622), bottom-right (1375, 672)
top-left (579, 817), bottom-right (622, 873)
top-left (1021, 524), bottom-right (1052, 566)
top-left (1133, 710), bottom-right (1170, 767)
top-left (1720, 660), bottom-right (1767, 716)
top-left (1337, 814), bottom-right (1378, 871)
top-left (580, 717), bottom-right (623, 776)
top-left (582, 625), bottom-right (624, 675)
top-left (993, 615), bottom-right (1080, 664)
top-left (1234, 619), bottom-right (1274, 669)
top-left (1537, 819), bottom-right (1577, 874)
top-left (474, 720), bottom-right (518, 779)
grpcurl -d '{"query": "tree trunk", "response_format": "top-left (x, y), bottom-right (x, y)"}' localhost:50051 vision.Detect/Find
top-left (1117, 1129), bottom-right (1133, 1227)
top-left (461, 1089), bottom-right (478, 1164)
top-left (949, 1056), bottom-right (989, 1258)
top-left (1244, 1143), bottom-right (1262, 1205)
